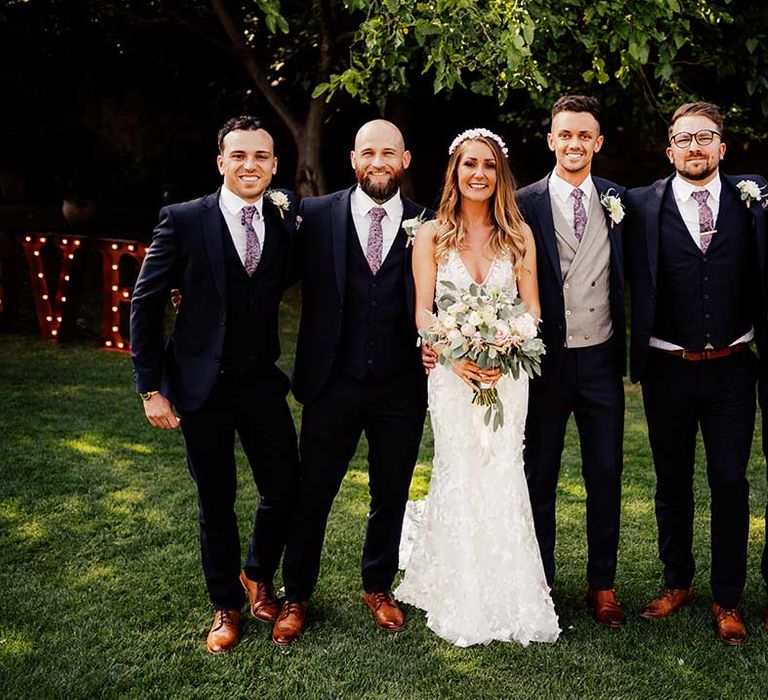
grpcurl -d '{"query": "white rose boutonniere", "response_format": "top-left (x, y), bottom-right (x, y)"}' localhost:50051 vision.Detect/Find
top-left (599, 188), bottom-right (625, 227)
top-left (266, 189), bottom-right (291, 219)
top-left (736, 179), bottom-right (767, 208)
top-left (402, 209), bottom-right (428, 247)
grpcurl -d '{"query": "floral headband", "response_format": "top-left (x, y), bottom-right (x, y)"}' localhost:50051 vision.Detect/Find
top-left (448, 128), bottom-right (508, 157)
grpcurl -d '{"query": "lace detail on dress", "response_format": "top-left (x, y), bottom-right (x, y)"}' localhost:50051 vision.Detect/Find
top-left (395, 249), bottom-right (559, 647)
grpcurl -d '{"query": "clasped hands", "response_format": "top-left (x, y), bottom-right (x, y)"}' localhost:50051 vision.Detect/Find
top-left (421, 344), bottom-right (501, 391)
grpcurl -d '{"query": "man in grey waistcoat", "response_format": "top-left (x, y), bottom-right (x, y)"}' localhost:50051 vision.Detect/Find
top-left (516, 95), bottom-right (627, 627)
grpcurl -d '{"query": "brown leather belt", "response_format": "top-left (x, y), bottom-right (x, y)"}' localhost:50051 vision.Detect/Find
top-left (661, 342), bottom-right (748, 362)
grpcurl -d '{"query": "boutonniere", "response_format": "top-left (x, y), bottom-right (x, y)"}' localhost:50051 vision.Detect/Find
top-left (266, 189), bottom-right (290, 219)
top-left (736, 179), bottom-right (768, 208)
top-left (402, 209), bottom-right (427, 247)
top-left (599, 188), bottom-right (625, 227)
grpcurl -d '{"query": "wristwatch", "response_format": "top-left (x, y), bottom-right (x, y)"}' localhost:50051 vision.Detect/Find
top-left (139, 391), bottom-right (159, 401)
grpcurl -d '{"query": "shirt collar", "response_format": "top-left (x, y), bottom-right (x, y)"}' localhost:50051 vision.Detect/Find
top-left (672, 173), bottom-right (722, 204)
top-left (549, 169), bottom-right (594, 203)
top-left (352, 185), bottom-right (402, 220)
top-left (220, 185), bottom-right (265, 218)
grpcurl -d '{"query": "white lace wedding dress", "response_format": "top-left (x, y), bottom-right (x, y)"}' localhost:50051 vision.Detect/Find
top-left (395, 249), bottom-right (560, 647)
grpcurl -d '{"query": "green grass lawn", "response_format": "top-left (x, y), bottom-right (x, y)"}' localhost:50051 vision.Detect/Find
top-left (2, 287), bottom-right (768, 699)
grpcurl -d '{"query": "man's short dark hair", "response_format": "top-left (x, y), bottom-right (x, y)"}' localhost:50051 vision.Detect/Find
top-left (551, 95), bottom-right (602, 128)
top-left (668, 102), bottom-right (724, 136)
top-left (217, 116), bottom-right (266, 153)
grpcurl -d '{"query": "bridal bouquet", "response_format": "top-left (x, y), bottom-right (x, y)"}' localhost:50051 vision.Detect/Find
top-left (420, 280), bottom-right (545, 431)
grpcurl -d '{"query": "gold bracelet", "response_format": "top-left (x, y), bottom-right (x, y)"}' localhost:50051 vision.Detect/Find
top-left (139, 391), bottom-right (159, 401)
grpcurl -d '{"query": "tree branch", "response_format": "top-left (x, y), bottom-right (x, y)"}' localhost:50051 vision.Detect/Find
top-left (208, 0), bottom-right (302, 140)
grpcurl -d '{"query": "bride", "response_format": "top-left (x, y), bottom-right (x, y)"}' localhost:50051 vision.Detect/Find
top-left (395, 128), bottom-right (560, 647)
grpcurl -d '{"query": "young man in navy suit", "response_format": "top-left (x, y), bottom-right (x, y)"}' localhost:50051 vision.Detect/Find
top-left (130, 117), bottom-right (300, 653)
top-left (625, 102), bottom-right (767, 644)
top-left (516, 96), bottom-right (627, 628)
top-left (272, 120), bottom-right (430, 645)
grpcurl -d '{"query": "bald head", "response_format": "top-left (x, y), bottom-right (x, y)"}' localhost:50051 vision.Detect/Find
top-left (351, 119), bottom-right (411, 203)
top-left (354, 119), bottom-right (405, 152)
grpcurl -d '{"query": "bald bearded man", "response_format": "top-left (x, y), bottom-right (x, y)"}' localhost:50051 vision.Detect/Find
top-left (273, 120), bottom-right (432, 645)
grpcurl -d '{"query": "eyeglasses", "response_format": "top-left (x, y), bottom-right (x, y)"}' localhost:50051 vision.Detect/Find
top-left (669, 129), bottom-right (722, 149)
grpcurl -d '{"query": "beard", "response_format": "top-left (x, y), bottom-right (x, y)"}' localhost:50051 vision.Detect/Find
top-left (676, 154), bottom-right (719, 182)
top-left (357, 167), bottom-right (404, 202)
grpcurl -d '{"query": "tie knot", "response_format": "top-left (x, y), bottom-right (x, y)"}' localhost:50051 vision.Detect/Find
top-left (571, 188), bottom-right (584, 202)
top-left (691, 190), bottom-right (710, 205)
top-left (369, 207), bottom-right (387, 224)
top-left (241, 205), bottom-right (259, 225)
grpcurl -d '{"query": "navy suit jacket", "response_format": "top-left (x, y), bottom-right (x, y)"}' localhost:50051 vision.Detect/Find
top-left (624, 173), bottom-right (768, 382)
top-left (292, 187), bottom-right (432, 404)
top-left (516, 174), bottom-right (626, 377)
top-left (130, 188), bottom-right (299, 411)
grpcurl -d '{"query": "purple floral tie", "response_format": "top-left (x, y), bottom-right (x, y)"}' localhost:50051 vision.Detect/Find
top-left (691, 190), bottom-right (715, 253)
top-left (571, 188), bottom-right (587, 242)
top-left (241, 205), bottom-right (261, 275)
top-left (366, 207), bottom-right (387, 274)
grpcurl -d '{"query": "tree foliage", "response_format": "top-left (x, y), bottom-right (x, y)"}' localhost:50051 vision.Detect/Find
top-left (320, 0), bottom-right (768, 137)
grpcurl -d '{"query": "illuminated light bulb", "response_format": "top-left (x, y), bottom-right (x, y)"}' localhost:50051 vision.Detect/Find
top-left (68, 254), bottom-right (74, 260)
top-left (111, 326), bottom-right (118, 333)
top-left (42, 294), bottom-right (48, 300)
top-left (111, 244), bottom-right (118, 250)
top-left (51, 330), bottom-right (58, 336)
top-left (25, 236), bottom-right (31, 242)
top-left (40, 237), bottom-right (46, 243)
top-left (46, 316), bottom-right (52, 322)
top-left (37, 273), bottom-right (44, 279)
top-left (112, 306), bottom-right (118, 313)
top-left (105, 340), bottom-right (112, 347)
top-left (33, 250), bottom-right (40, 256)
top-left (64, 275), bottom-right (70, 281)
top-left (112, 285), bottom-right (118, 292)
top-left (62, 239), bottom-right (68, 245)
top-left (61, 296), bottom-right (67, 302)
top-left (117, 342), bottom-right (124, 349)
top-left (74, 240), bottom-right (80, 246)
top-left (123, 291), bottom-right (130, 298)
top-left (112, 264), bottom-right (118, 271)
top-left (56, 316), bottom-right (62, 322)
top-left (128, 245), bottom-right (135, 251)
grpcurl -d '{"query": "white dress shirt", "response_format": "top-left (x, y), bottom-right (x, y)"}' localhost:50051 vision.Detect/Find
top-left (650, 174), bottom-right (753, 350)
top-left (219, 185), bottom-right (266, 266)
top-left (350, 185), bottom-right (403, 260)
top-left (548, 169), bottom-right (595, 231)
top-left (671, 173), bottom-right (721, 246)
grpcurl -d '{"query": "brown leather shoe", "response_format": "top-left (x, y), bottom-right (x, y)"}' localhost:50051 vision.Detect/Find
top-left (712, 604), bottom-right (746, 645)
top-left (240, 571), bottom-right (281, 622)
top-left (585, 588), bottom-right (625, 628)
top-left (639, 587), bottom-right (694, 619)
top-left (271, 600), bottom-right (308, 646)
top-left (363, 591), bottom-right (405, 632)
top-left (206, 609), bottom-right (240, 654)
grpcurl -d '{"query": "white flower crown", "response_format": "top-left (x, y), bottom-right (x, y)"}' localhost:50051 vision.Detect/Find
top-left (448, 128), bottom-right (508, 157)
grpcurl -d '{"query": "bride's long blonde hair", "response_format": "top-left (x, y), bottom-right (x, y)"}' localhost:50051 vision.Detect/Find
top-left (433, 135), bottom-right (527, 273)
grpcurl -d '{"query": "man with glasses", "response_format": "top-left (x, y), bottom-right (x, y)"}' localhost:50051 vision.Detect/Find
top-left (625, 102), bottom-right (767, 644)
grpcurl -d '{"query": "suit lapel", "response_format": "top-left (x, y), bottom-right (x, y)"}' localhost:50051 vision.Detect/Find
top-left (400, 197), bottom-right (424, 319)
top-left (331, 188), bottom-right (353, 303)
top-left (531, 176), bottom-right (563, 287)
top-left (645, 177), bottom-right (670, 289)
top-left (593, 177), bottom-right (624, 287)
top-left (724, 174), bottom-right (766, 278)
top-left (201, 190), bottom-right (226, 302)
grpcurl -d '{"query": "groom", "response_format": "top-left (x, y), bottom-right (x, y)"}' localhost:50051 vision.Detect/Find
top-left (625, 102), bottom-right (766, 644)
top-left (516, 95), bottom-right (626, 627)
top-left (272, 119), bottom-right (430, 645)
top-left (130, 116), bottom-right (300, 653)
